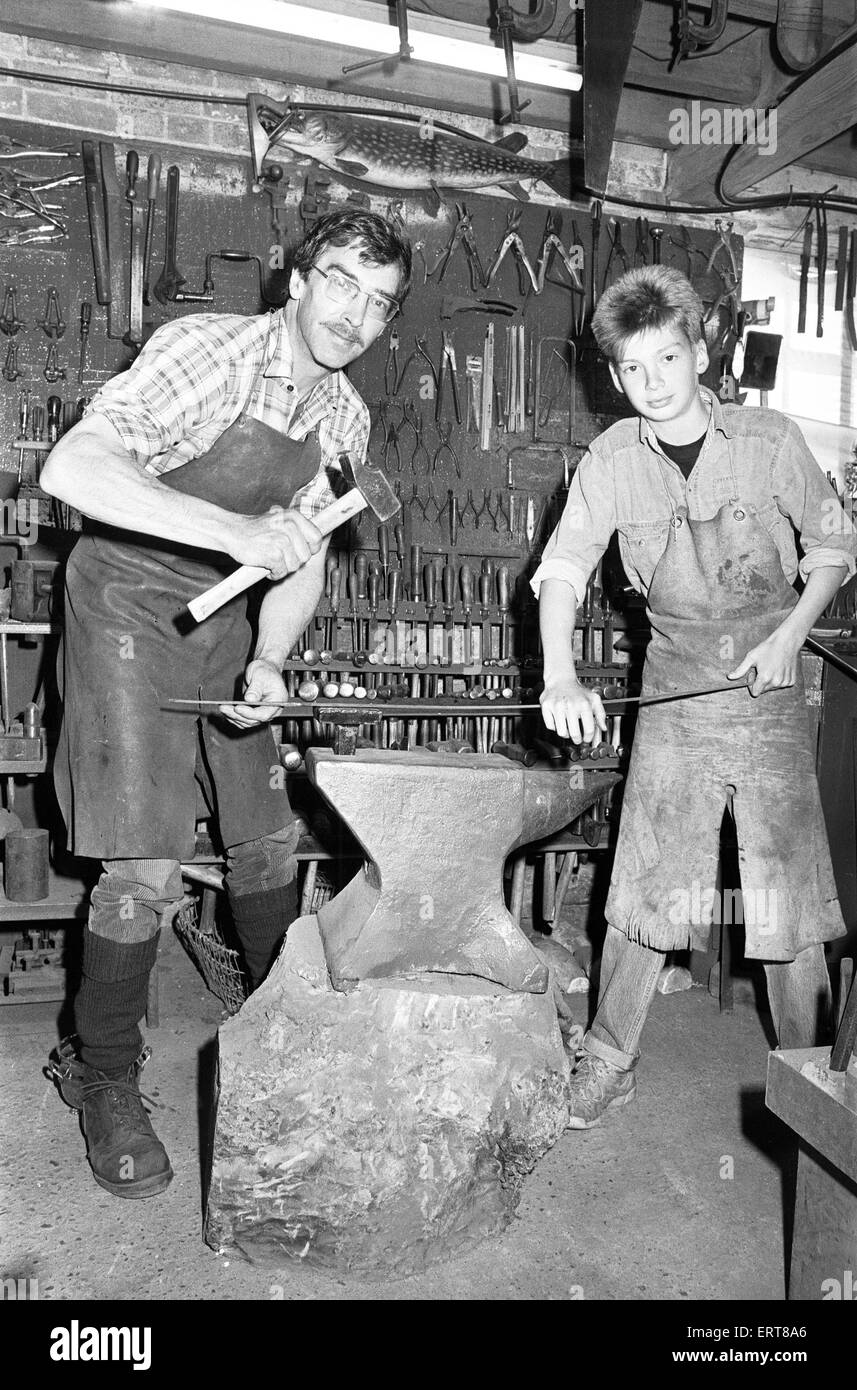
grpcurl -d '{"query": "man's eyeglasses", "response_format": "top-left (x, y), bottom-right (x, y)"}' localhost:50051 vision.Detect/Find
top-left (309, 264), bottom-right (399, 324)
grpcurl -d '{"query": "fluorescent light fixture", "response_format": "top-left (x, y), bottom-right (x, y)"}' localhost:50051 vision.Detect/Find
top-left (129, 0), bottom-right (582, 93)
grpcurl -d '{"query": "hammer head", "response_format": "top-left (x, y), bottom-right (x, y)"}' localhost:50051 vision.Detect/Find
top-left (339, 453), bottom-right (400, 522)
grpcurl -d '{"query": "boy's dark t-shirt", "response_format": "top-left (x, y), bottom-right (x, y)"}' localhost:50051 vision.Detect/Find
top-left (656, 430), bottom-right (707, 480)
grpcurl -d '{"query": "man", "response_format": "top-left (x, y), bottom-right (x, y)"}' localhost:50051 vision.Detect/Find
top-left (42, 210), bottom-right (411, 1197)
top-left (535, 265), bottom-right (853, 1128)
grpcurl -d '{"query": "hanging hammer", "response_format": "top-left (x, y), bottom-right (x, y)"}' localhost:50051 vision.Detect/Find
top-left (187, 454), bottom-right (400, 623)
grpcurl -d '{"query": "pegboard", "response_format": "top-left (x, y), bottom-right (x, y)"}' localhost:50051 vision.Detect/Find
top-left (0, 111), bottom-right (743, 629)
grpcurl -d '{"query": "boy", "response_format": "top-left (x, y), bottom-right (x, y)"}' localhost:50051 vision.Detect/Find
top-left (534, 265), bottom-right (854, 1128)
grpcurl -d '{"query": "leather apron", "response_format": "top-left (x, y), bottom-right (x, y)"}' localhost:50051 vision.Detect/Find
top-left (54, 409), bottom-right (321, 861)
top-left (605, 444), bottom-right (846, 960)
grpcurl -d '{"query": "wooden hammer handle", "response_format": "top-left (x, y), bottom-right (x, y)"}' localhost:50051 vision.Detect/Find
top-left (187, 487), bottom-right (373, 623)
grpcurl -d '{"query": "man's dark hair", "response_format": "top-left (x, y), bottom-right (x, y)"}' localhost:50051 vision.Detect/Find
top-left (291, 210), bottom-right (412, 303)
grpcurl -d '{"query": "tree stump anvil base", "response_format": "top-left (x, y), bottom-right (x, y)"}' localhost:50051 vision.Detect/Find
top-left (205, 750), bottom-right (620, 1275)
top-left (205, 916), bottom-right (572, 1276)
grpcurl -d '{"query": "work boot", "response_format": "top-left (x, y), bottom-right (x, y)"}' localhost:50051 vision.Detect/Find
top-left (48, 1037), bottom-right (173, 1199)
top-left (566, 1051), bottom-right (637, 1129)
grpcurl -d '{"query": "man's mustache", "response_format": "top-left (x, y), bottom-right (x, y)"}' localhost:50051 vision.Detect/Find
top-left (323, 320), bottom-right (362, 345)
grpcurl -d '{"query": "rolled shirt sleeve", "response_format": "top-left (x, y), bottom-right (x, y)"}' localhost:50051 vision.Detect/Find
top-left (85, 317), bottom-right (240, 465)
top-left (772, 415), bottom-right (857, 584)
top-left (530, 442), bottom-right (617, 603)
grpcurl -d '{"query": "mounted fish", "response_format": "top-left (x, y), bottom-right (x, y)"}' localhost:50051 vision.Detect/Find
top-left (247, 93), bottom-right (582, 215)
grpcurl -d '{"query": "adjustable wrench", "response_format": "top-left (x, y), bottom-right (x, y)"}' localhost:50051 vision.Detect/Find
top-left (153, 165), bottom-right (187, 304)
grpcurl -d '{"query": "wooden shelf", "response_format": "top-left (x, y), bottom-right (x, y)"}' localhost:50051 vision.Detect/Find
top-left (0, 866), bottom-right (89, 922)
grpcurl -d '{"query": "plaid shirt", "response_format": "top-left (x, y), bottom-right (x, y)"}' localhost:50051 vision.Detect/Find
top-left (86, 308), bottom-right (370, 518)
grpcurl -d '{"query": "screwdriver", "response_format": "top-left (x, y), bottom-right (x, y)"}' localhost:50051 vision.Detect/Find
top-left (16, 389), bottom-right (30, 482)
top-left (327, 565), bottom-right (341, 653)
top-left (442, 562), bottom-right (456, 666)
top-left (497, 565), bottom-right (511, 661)
top-left (479, 571), bottom-right (492, 663)
top-left (378, 523), bottom-right (389, 586)
top-left (367, 569), bottom-right (379, 659)
top-left (388, 567), bottom-right (402, 664)
top-left (423, 561), bottom-right (437, 665)
top-left (46, 395), bottom-right (62, 445)
top-left (410, 543), bottom-right (423, 662)
top-left (77, 301), bottom-right (91, 387)
top-left (460, 563), bottom-right (475, 665)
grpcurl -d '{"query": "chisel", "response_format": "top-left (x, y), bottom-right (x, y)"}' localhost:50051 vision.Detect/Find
top-left (81, 141), bottom-right (110, 309)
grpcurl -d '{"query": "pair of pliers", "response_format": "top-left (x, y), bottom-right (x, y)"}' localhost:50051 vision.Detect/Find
top-left (394, 333), bottom-right (438, 395)
top-left (384, 327), bottom-right (401, 396)
top-left (705, 217), bottom-right (738, 284)
top-left (436, 331), bottom-right (461, 424)
top-left (434, 204), bottom-right (485, 292)
top-left (486, 208), bottom-right (539, 295)
top-left (432, 419), bottom-right (461, 477)
top-left (535, 209), bottom-right (584, 294)
top-left (601, 220), bottom-right (630, 290)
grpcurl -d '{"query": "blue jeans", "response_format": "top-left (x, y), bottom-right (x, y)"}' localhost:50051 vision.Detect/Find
top-left (585, 925), bottom-right (832, 1070)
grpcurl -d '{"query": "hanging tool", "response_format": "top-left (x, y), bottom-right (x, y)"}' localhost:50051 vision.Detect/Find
top-left (433, 204), bottom-right (486, 291)
top-left (432, 420), bottom-right (461, 478)
top-left (798, 217), bottom-right (813, 334)
top-left (142, 153), bottom-right (162, 306)
top-left (589, 200), bottom-right (602, 314)
top-left (77, 301), bottom-right (91, 387)
top-left (533, 211), bottom-right (585, 310)
top-left (38, 288), bottom-right (65, 338)
top-left (0, 287), bottom-right (24, 335)
top-left (81, 139), bottom-right (110, 313)
top-left (815, 200), bottom-right (827, 339)
top-left (486, 208), bottom-right (539, 295)
top-left (401, 400), bottom-right (432, 476)
top-left (601, 219), bottom-right (630, 291)
top-left (440, 295), bottom-right (517, 318)
top-left (15, 390), bottom-right (30, 481)
top-left (464, 355), bottom-right (482, 434)
top-left (480, 322), bottom-right (494, 452)
top-left (534, 338), bottom-right (576, 443)
top-left (436, 331), bottom-right (461, 424)
top-left (43, 342), bottom-right (65, 384)
top-left (2, 340), bottom-right (19, 382)
top-left (846, 228), bottom-right (857, 353)
top-left (384, 327), bottom-right (400, 396)
top-left (124, 149), bottom-right (146, 349)
top-left (154, 165), bottom-right (187, 305)
top-left (99, 143), bottom-right (126, 339)
top-left (835, 226), bottom-right (849, 312)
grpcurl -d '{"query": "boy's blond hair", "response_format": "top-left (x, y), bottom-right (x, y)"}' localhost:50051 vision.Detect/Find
top-left (592, 265), bottom-right (705, 362)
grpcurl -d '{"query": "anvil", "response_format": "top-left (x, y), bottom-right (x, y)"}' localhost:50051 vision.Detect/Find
top-left (308, 748), bottom-right (619, 994)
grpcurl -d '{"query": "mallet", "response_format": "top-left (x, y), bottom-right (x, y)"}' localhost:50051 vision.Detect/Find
top-left (187, 454), bottom-right (400, 623)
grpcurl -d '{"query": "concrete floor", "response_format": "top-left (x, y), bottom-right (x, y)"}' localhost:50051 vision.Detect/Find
top-left (0, 918), bottom-right (797, 1302)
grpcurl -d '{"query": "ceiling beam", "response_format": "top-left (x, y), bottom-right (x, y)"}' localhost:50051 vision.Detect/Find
top-left (584, 0), bottom-right (644, 195)
top-left (0, 0), bottom-right (580, 133)
top-left (720, 27), bottom-right (857, 195)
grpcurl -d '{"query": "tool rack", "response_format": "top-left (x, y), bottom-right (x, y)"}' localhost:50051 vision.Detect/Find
top-left (0, 107), bottom-right (754, 1002)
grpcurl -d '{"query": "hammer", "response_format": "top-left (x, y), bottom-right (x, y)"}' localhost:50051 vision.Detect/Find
top-left (186, 455), bottom-right (400, 623)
